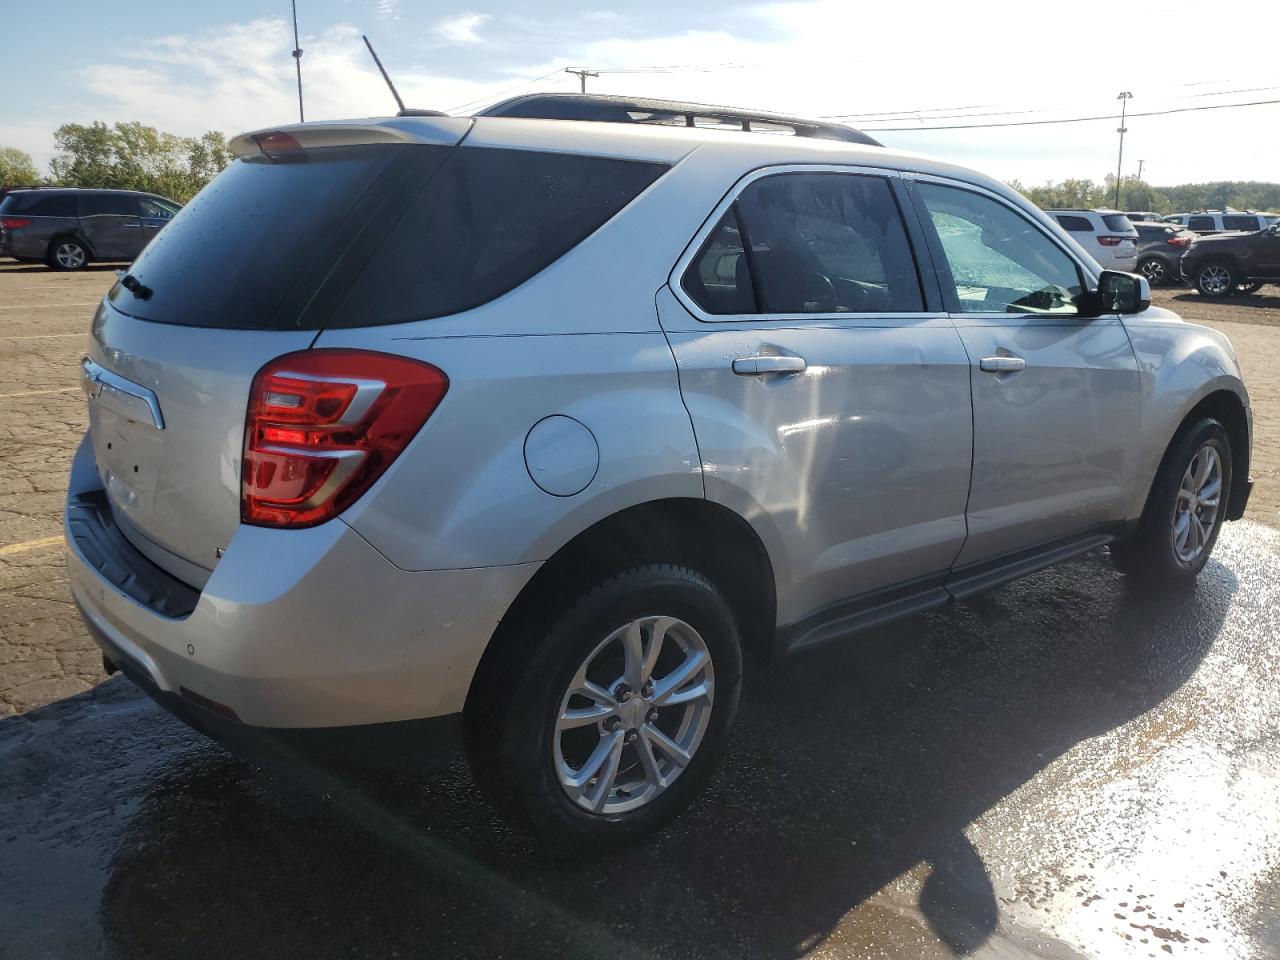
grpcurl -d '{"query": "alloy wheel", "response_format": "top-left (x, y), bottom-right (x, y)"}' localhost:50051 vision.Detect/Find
top-left (553, 614), bottom-right (714, 815)
top-left (55, 242), bottom-right (86, 269)
top-left (1198, 265), bottom-right (1232, 296)
top-left (1173, 444), bottom-right (1222, 563)
top-left (1139, 259), bottom-right (1166, 284)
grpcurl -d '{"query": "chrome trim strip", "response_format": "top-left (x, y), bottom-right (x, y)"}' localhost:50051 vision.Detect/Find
top-left (81, 358), bottom-right (165, 430)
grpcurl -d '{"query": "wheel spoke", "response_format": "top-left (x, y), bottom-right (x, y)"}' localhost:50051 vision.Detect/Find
top-left (1194, 450), bottom-right (1213, 488)
top-left (662, 679), bottom-right (712, 707)
top-left (621, 620), bottom-right (645, 688)
top-left (652, 649), bottom-right (709, 705)
top-left (642, 617), bottom-right (674, 683)
top-left (558, 702), bottom-right (615, 730)
top-left (1185, 511), bottom-right (1200, 553)
top-left (1174, 512), bottom-right (1191, 552)
top-left (586, 734), bottom-right (625, 812)
top-left (1199, 477), bottom-right (1221, 502)
top-left (643, 724), bottom-right (692, 768)
top-left (636, 731), bottom-right (667, 789)
top-left (567, 728), bottom-right (623, 790)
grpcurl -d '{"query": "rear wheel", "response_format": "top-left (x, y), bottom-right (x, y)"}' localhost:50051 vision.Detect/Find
top-left (47, 237), bottom-right (88, 271)
top-left (1138, 256), bottom-right (1170, 286)
top-left (465, 564), bottom-right (742, 853)
top-left (1112, 418), bottom-right (1232, 587)
top-left (1194, 260), bottom-right (1237, 297)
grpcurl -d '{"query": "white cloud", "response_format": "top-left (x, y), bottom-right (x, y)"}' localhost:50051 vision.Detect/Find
top-left (436, 12), bottom-right (492, 45)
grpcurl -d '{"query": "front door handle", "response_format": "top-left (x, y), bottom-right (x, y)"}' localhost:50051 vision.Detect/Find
top-left (979, 356), bottom-right (1026, 373)
top-left (733, 355), bottom-right (807, 376)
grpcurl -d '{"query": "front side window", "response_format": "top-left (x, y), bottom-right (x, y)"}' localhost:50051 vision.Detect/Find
top-left (917, 182), bottom-right (1084, 315)
top-left (138, 197), bottom-right (179, 219)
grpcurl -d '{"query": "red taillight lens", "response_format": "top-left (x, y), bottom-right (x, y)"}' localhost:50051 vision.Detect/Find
top-left (242, 349), bottom-right (448, 528)
top-left (1096, 236), bottom-right (1124, 247)
top-left (252, 131), bottom-right (306, 164)
top-left (0, 217), bottom-right (32, 229)
top-left (1167, 235), bottom-right (1192, 247)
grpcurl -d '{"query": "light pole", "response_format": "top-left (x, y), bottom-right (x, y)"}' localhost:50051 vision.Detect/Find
top-left (1114, 91), bottom-right (1132, 208)
top-left (1136, 159), bottom-right (1145, 183)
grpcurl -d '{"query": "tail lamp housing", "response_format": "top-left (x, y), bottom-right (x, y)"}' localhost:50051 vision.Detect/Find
top-left (0, 216), bottom-right (33, 230)
top-left (242, 349), bottom-right (448, 528)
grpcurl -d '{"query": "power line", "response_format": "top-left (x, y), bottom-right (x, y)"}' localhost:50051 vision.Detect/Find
top-left (445, 67), bottom-right (569, 114)
top-left (851, 97), bottom-right (1280, 132)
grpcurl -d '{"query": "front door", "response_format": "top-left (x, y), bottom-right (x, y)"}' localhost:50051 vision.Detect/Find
top-left (910, 178), bottom-right (1141, 566)
top-left (659, 168), bottom-right (974, 626)
top-left (137, 195), bottom-right (180, 252)
top-left (79, 193), bottom-right (144, 259)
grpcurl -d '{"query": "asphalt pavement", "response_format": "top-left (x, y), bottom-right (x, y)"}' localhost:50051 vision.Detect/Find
top-left (3, 522), bottom-right (1278, 960)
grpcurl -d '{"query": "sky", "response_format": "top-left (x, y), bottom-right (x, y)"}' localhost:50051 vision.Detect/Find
top-left (3, 0), bottom-right (1279, 188)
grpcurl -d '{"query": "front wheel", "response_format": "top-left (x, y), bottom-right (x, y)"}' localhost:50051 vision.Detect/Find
top-left (465, 564), bottom-right (742, 853)
top-left (1112, 418), bottom-right (1232, 587)
top-left (1194, 261), bottom-right (1237, 297)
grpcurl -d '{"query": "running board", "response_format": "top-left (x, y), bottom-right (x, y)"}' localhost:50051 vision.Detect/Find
top-left (779, 529), bottom-right (1118, 656)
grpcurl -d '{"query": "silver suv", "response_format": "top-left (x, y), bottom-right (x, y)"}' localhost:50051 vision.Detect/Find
top-left (66, 95), bottom-right (1253, 851)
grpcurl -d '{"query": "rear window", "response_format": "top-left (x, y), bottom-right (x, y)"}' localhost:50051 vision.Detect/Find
top-left (1102, 214), bottom-right (1134, 232)
top-left (1055, 215), bottom-right (1093, 232)
top-left (111, 145), bottom-right (665, 330)
top-left (1188, 216), bottom-right (1215, 231)
top-left (83, 193), bottom-right (142, 216)
top-left (0, 193), bottom-right (76, 217)
top-left (1222, 215), bottom-right (1258, 231)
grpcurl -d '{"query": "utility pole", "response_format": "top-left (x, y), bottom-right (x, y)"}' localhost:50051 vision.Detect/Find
top-left (1113, 91), bottom-right (1132, 208)
top-left (291, 0), bottom-right (305, 122)
top-left (565, 68), bottom-right (599, 93)
top-left (1136, 159), bottom-right (1145, 183)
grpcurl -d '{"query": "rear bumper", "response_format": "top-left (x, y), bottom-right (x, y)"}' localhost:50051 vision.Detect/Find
top-left (65, 434), bottom-right (539, 732)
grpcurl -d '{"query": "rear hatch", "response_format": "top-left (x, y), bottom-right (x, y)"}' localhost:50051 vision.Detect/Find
top-left (85, 118), bottom-right (471, 586)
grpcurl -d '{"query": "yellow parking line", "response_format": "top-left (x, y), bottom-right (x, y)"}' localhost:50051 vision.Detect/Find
top-left (0, 333), bottom-right (83, 340)
top-left (0, 302), bottom-right (99, 309)
top-left (0, 387), bottom-right (79, 399)
top-left (0, 535), bottom-right (63, 557)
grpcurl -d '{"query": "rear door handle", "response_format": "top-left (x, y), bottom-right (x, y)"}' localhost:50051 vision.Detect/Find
top-left (733, 355), bottom-right (807, 376)
top-left (979, 356), bottom-right (1026, 373)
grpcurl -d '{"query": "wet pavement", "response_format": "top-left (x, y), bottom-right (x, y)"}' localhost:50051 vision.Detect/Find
top-left (3, 521), bottom-right (1278, 960)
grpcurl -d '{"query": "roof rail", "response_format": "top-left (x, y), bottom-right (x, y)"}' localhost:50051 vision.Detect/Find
top-left (476, 93), bottom-right (882, 147)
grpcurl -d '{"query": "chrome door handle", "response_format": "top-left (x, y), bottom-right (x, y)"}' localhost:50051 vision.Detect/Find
top-left (733, 355), bottom-right (807, 375)
top-left (979, 356), bottom-right (1026, 373)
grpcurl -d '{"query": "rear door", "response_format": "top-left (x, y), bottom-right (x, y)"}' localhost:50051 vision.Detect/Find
top-left (78, 192), bottom-right (143, 259)
top-left (84, 121), bottom-right (471, 584)
top-left (660, 167), bottom-right (973, 625)
top-left (910, 178), bottom-right (1141, 565)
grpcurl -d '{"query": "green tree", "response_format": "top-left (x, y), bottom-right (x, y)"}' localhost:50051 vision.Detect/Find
top-left (50, 121), bottom-right (232, 203)
top-left (0, 146), bottom-right (41, 185)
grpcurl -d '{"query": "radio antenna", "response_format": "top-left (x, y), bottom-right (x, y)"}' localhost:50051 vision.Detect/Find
top-left (291, 0), bottom-right (305, 122)
top-left (362, 34), bottom-right (406, 114)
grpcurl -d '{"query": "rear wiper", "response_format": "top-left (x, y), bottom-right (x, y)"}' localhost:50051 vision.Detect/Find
top-left (116, 271), bottom-right (153, 301)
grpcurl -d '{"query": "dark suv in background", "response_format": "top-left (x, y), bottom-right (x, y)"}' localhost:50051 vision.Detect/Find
top-left (1133, 220), bottom-right (1196, 286)
top-left (1181, 223), bottom-right (1280, 297)
top-left (0, 187), bottom-right (181, 270)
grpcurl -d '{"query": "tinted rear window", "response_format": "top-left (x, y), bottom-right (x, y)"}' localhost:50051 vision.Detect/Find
top-left (111, 145), bottom-right (665, 330)
top-left (1055, 215), bottom-right (1093, 232)
top-left (1, 193), bottom-right (76, 217)
top-left (321, 148), bottom-right (667, 328)
top-left (83, 193), bottom-right (142, 216)
top-left (1222, 215), bottom-right (1258, 231)
top-left (1102, 214), bottom-right (1133, 232)
top-left (1188, 216), bottom-right (1215, 231)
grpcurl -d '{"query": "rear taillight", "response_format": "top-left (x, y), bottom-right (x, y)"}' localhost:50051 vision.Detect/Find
top-left (242, 349), bottom-right (448, 528)
top-left (1167, 235), bottom-right (1193, 248)
top-left (0, 217), bottom-right (32, 229)
top-left (1097, 236), bottom-right (1125, 247)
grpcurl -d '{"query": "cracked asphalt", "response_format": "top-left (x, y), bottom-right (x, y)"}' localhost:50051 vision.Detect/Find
top-left (2, 263), bottom-right (1279, 959)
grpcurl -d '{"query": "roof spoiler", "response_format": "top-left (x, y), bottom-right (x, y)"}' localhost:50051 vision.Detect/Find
top-left (229, 117), bottom-right (473, 160)
top-left (477, 93), bottom-right (882, 147)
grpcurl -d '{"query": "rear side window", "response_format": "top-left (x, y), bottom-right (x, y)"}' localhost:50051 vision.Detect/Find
top-left (1055, 215), bottom-right (1093, 232)
top-left (82, 193), bottom-right (141, 216)
top-left (324, 148), bottom-right (667, 327)
top-left (1, 193), bottom-right (76, 217)
top-left (1102, 214), bottom-right (1133, 232)
top-left (683, 172), bottom-right (923, 315)
top-left (1188, 216), bottom-right (1215, 231)
top-left (1222, 215), bottom-right (1258, 231)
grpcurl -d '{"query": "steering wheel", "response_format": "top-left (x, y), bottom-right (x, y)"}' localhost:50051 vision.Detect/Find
top-left (804, 272), bottom-right (838, 313)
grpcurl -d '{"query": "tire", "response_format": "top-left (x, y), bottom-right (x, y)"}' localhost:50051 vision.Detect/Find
top-left (1138, 256), bottom-right (1170, 286)
top-left (464, 564), bottom-right (743, 854)
top-left (1194, 260), bottom-right (1237, 297)
top-left (46, 236), bottom-right (89, 271)
top-left (1237, 281), bottom-right (1264, 294)
top-left (1112, 418), bottom-right (1232, 588)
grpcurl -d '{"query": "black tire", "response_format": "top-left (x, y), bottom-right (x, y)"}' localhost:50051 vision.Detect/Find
top-left (46, 236), bottom-right (90, 271)
top-left (1237, 281), bottom-right (1264, 295)
top-left (1112, 418), bottom-right (1232, 588)
top-left (464, 564), bottom-right (742, 854)
top-left (1138, 256), bottom-right (1170, 286)
top-left (1194, 259), bottom-right (1238, 298)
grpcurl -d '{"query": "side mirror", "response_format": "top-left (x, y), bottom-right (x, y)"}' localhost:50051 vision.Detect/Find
top-left (1078, 270), bottom-right (1150, 317)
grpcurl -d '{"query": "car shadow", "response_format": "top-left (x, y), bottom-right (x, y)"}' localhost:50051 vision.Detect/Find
top-left (4, 550), bottom-right (1237, 959)
top-left (2, 262), bottom-right (126, 274)
top-left (1166, 290), bottom-right (1280, 310)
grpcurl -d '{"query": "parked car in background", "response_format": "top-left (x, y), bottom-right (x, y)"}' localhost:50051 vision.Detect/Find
top-left (67, 94), bottom-right (1253, 850)
top-left (0, 187), bottom-right (181, 270)
top-left (1124, 210), bottom-right (1163, 224)
top-left (1046, 209), bottom-right (1140, 271)
top-left (1164, 212), bottom-right (1273, 234)
top-left (1181, 223), bottom-right (1280, 296)
top-left (1134, 221), bottom-right (1196, 285)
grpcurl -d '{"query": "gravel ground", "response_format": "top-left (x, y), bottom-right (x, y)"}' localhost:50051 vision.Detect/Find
top-left (0, 265), bottom-right (1276, 718)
